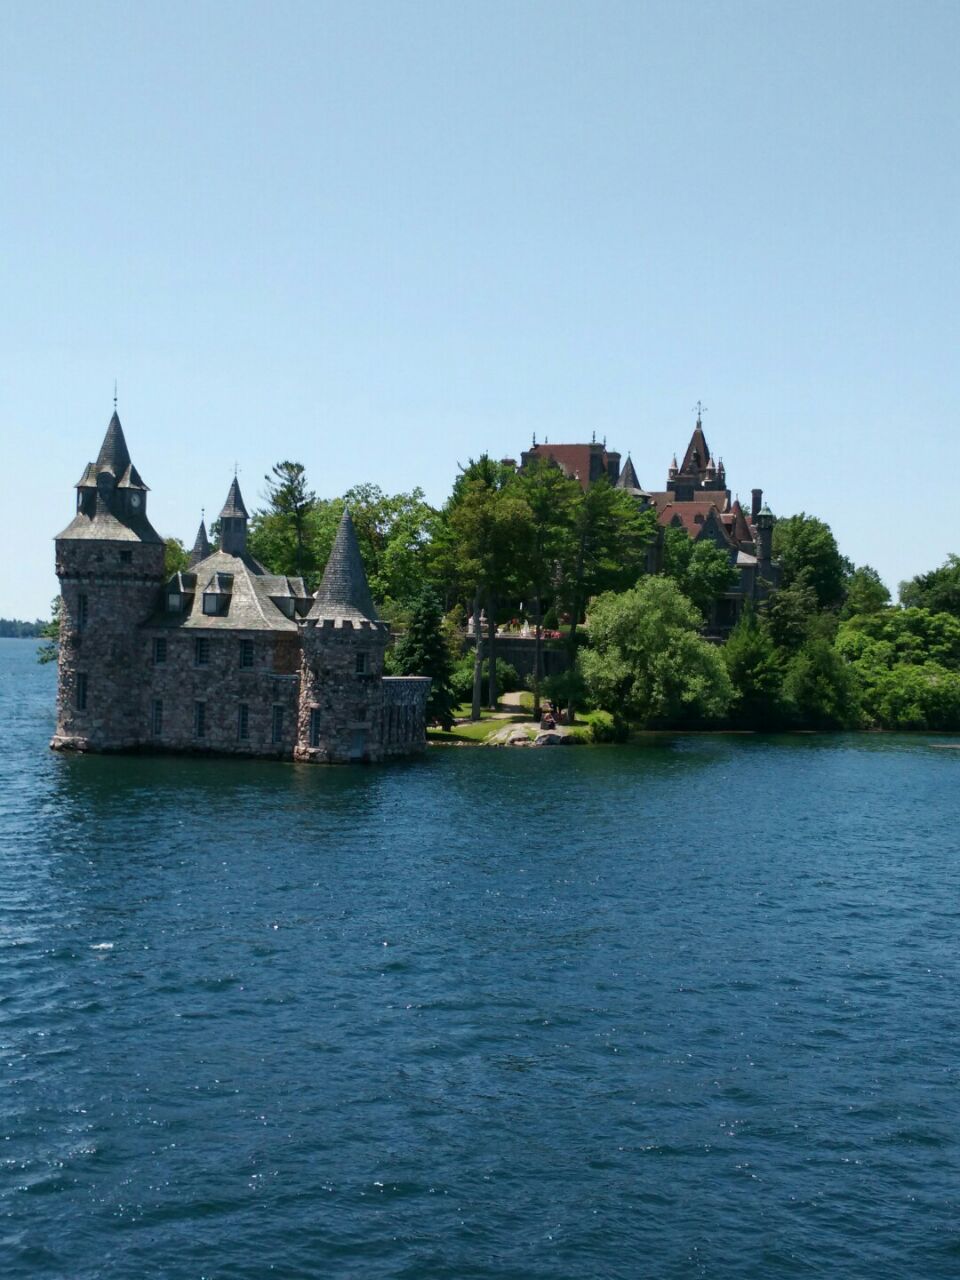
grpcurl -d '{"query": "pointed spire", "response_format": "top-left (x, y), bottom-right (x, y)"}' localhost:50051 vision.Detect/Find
top-left (189, 517), bottom-right (212, 566)
top-left (616, 456), bottom-right (643, 490)
top-left (95, 411), bottom-right (132, 476)
top-left (219, 476), bottom-right (248, 519)
top-left (309, 510), bottom-right (378, 622)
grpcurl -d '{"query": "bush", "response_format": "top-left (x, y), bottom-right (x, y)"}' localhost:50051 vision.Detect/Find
top-left (450, 655), bottom-right (522, 703)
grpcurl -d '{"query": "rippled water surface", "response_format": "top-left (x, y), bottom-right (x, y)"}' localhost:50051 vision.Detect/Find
top-left (4, 638), bottom-right (960, 1278)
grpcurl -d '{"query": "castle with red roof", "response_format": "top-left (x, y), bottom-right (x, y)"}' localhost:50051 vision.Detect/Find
top-left (520, 411), bottom-right (779, 636)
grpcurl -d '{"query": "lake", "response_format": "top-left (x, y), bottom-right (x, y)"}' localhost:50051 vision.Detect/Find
top-left (3, 636), bottom-right (960, 1278)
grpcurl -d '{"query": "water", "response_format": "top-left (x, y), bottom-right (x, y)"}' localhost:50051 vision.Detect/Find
top-left (3, 636), bottom-right (960, 1278)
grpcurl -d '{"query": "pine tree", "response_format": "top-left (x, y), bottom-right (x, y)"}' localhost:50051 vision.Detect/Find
top-left (392, 587), bottom-right (457, 730)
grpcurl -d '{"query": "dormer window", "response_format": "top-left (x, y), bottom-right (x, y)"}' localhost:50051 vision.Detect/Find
top-left (167, 592), bottom-right (181, 612)
top-left (202, 593), bottom-right (222, 616)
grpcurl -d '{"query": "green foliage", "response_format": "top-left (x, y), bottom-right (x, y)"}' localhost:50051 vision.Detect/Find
top-left (250, 461), bottom-right (319, 582)
top-left (36, 597), bottom-right (61, 664)
top-left (899, 554), bottom-right (960, 618)
top-left (773, 513), bottom-right (847, 609)
top-left (763, 572), bottom-right (820, 652)
top-left (450, 655), bottom-right (521, 703)
top-left (661, 526), bottom-right (738, 618)
top-left (842, 565), bottom-right (890, 618)
top-left (0, 618), bottom-right (46, 638)
top-left (781, 638), bottom-right (861, 729)
top-left (579, 577), bottom-right (733, 726)
top-left (164, 537), bottom-right (190, 578)
top-left (391, 588), bottom-right (457, 729)
top-left (722, 605), bottom-right (785, 728)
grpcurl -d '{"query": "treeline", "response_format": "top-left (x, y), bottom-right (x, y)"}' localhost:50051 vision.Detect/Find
top-left (183, 456), bottom-right (960, 733)
top-left (1, 618), bottom-right (46, 638)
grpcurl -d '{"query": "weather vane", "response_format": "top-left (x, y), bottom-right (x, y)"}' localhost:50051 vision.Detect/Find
top-left (113, 379), bottom-right (118, 411)
top-left (694, 399), bottom-right (707, 423)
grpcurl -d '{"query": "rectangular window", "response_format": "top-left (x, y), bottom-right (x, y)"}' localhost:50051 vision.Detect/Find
top-left (202, 594), bottom-right (220, 616)
top-left (153, 638), bottom-right (167, 665)
top-left (272, 705), bottom-right (284, 743)
top-left (194, 637), bottom-right (210, 666)
top-left (167, 592), bottom-right (181, 613)
top-left (355, 651), bottom-right (367, 675)
top-left (239, 639), bottom-right (254, 668)
top-left (310, 709), bottom-right (322, 748)
top-left (120, 550), bottom-right (132, 564)
top-left (76, 673), bottom-right (88, 711)
top-left (152, 699), bottom-right (163, 736)
top-left (237, 703), bottom-right (249, 741)
top-left (194, 701), bottom-right (206, 738)
top-left (77, 593), bottom-right (89, 630)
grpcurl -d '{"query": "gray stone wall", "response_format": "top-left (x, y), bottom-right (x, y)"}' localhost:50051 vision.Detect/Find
top-left (53, 539), bottom-right (165, 750)
top-left (295, 619), bottom-right (389, 763)
top-left (382, 676), bottom-right (431, 757)
top-left (140, 629), bottom-right (300, 757)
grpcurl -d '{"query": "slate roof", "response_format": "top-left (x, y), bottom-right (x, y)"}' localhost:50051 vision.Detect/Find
top-left (615, 455), bottom-right (647, 493)
top-left (55, 504), bottom-right (165, 543)
top-left (308, 510), bottom-right (380, 623)
top-left (189, 519), bottom-right (213, 565)
top-left (523, 443), bottom-right (616, 491)
top-left (95, 411), bottom-right (132, 476)
top-left (679, 421), bottom-right (711, 474)
top-left (219, 477), bottom-right (248, 519)
top-left (148, 549), bottom-right (302, 632)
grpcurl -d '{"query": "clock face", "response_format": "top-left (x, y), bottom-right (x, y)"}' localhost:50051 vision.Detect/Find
top-left (130, 493), bottom-right (142, 509)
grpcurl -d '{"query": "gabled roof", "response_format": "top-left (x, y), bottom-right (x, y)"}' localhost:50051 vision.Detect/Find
top-left (149, 549), bottom-right (299, 632)
top-left (729, 499), bottom-right (753, 546)
top-left (219, 477), bottom-right (248, 519)
top-left (309, 510), bottom-right (379, 622)
top-left (95, 412), bottom-right (132, 477)
top-left (116, 462), bottom-right (147, 490)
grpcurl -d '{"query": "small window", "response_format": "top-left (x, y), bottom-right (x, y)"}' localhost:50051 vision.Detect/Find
top-left (153, 638), bottom-right (167, 665)
top-left (202, 594), bottom-right (221, 616)
top-left (76, 673), bottom-right (88, 711)
top-left (152, 699), bottom-right (163, 736)
top-left (237, 703), bottom-right (250, 741)
top-left (120, 550), bottom-right (133, 564)
top-left (167, 592), bottom-right (181, 612)
top-left (194, 701), bottom-right (206, 738)
top-left (310, 708), bottom-right (322, 748)
top-left (272, 705), bottom-right (284, 743)
top-left (239, 639), bottom-right (254, 669)
top-left (194, 637), bottom-right (210, 666)
top-left (77, 593), bottom-right (89, 630)
top-left (355, 651), bottom-right (368, 675)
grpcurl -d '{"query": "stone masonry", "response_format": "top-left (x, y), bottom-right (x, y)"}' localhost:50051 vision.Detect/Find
top-left (52, 413), bottom-right (431, 762)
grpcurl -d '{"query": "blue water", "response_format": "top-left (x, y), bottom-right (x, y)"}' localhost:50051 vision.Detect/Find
top-left (4, 637), bottom-right (960, 1278)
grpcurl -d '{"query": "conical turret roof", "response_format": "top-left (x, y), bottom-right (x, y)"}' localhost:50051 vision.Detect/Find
top-left (219, 477), bottom-right (248, 519)
top-left (95, 411), bottom-right (132, 476)
top-left (616, 455), bottom-right (643, 490)
top-left (189, 518), bottom-right (212, 565)
top-left (309, 509), bottom-right (379, 622)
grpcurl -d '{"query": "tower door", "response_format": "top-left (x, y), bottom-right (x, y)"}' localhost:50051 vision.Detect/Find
top-left (349, 729), bottom-right (367, 761)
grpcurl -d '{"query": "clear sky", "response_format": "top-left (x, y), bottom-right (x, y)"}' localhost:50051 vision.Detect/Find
top-left (2, 0), bottom-right (958, 618)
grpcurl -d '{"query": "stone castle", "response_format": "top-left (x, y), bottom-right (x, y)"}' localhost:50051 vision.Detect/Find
top-left (520, 411), bottom-right (780, 635)
top-left (52, 414), bottom-right (430, 762)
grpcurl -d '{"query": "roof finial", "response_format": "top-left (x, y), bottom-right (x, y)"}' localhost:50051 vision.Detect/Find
top-left (113, 379), bottom-right (118, 412)
top-left (694, 399), bottom-right (706, 426)
top-left (532, 431), bottom-right (537, 447)
top-left (591, 429), bottom-right (596, 444)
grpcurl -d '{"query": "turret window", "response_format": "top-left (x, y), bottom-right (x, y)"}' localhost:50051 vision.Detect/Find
top-left (76, 673), bottom-right (88, 711)
top-left (77, 594), bottom-right (89, 630)
top-left (237, 703), bottom-right (250, 740)
top-left (272, 705), bottom-right (284, 743)
top-left (194, 701), bottom-right (207, 738)
top-left (355, 652), bottom-right (368, 675)
top-left (152, 700), bottom-right (163, 736)
top-left (310, 709), bottom-right (322, 748)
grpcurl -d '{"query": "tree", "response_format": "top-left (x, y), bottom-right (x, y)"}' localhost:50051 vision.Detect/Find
top-left (509, 458), bottom-right (579, 714)
top-left (391, 587), bottom-right (457, 730)
top-left (36, 597), bottom-right (61, 665)
top-left (722, 603), bottom-right (785, 728)
top-left (164, 537), bottom-right (190, 578)
top-left (899, 554), bottom-right (960, 618)
top-left (773, 513), bottom-right (847, 609)
top-left (661, 526), bottom-right (738, 619)
top-left (579, 577), bottom-right (733, 726)
top-left (763, 571), bottom-right (820, 652)
top-left (781, 638), bottom-right (860, 729)
top-left (264, 461), bottom-right (317, 579)
top-left (842, 564), bottom-right (891, 618)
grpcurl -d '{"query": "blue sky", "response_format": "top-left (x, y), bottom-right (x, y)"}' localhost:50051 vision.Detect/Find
top-left (3, 0), bottom-right (958, 618)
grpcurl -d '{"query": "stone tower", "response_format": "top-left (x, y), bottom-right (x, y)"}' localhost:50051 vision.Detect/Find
top-left (295, 510), bottom-right (389, 763)
top-left (52, 412), bottom-right (165, 750)
top-left (219, 477), bottom-right (249, 555)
